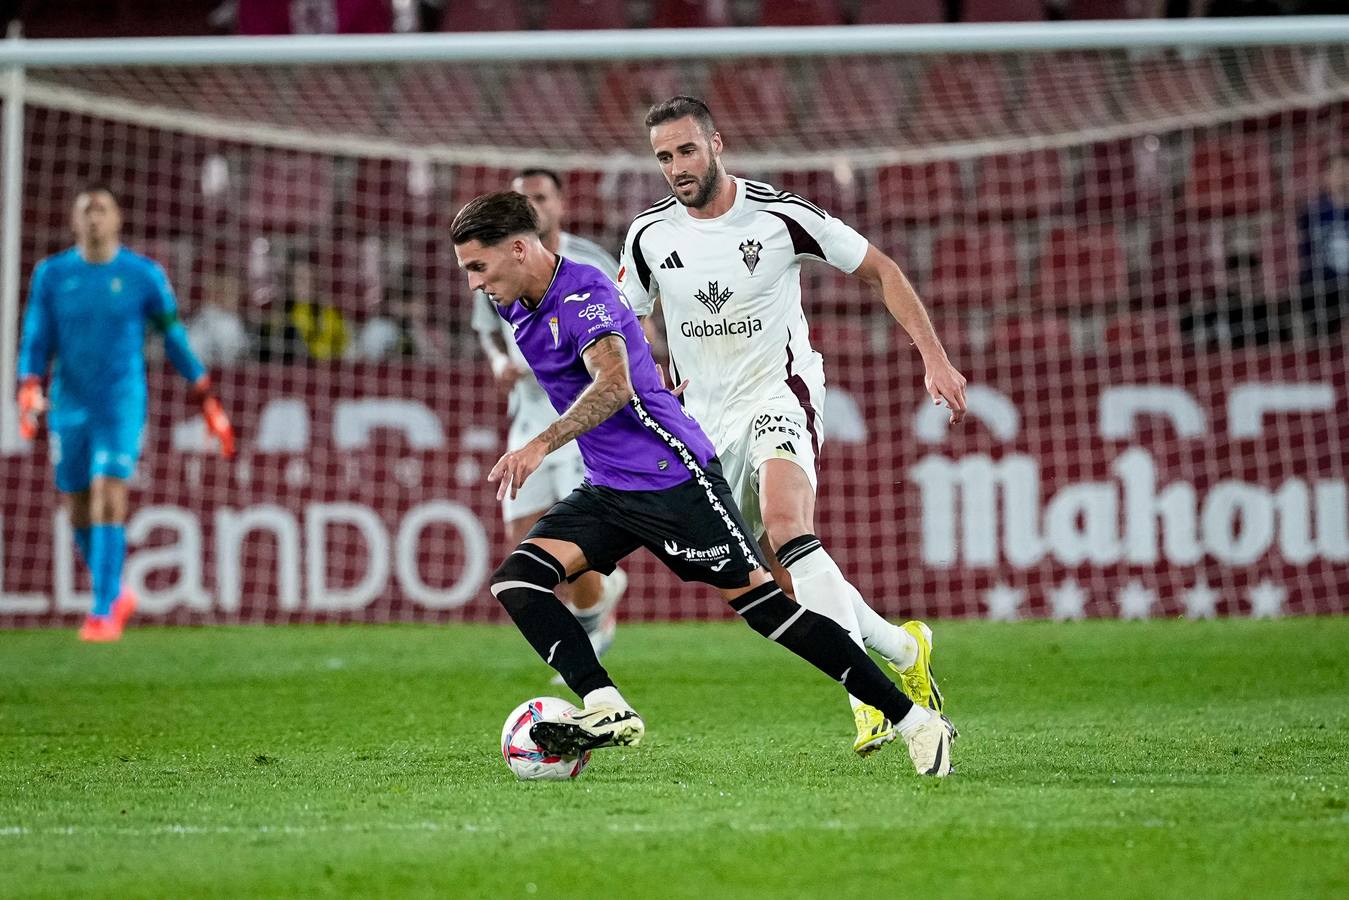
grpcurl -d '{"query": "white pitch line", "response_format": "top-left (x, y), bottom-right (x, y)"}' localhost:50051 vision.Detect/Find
top-left (0, 818), bottom-right (874, 840)
top-left (20, 815), bottom-right (1304, 842)
top-left (0, 821), bottom-right (472, 838)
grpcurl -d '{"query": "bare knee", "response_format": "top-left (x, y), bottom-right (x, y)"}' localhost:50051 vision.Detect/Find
top-left (505, 512), bottom-right (541, 548)
top-left (89, 478), bottom-right (129, 524)
top-left (716, 566), bottom-right (777, 604)
top-left (65, 492), bottom-right (93, 529)
top-left (561, 571), bottom-right (604, 610)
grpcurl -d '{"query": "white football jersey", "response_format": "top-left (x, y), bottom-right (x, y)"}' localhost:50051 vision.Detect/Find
top-left (471, 232), bottom-right (619, 449)
top-left (617, 176), bottom-right (870, 446)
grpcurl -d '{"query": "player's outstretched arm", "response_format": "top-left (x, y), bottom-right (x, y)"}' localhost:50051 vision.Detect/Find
top-left (188, 376), bottom-right (236, 459)
top-left (153, 315), bottom-right (235, 458)
top-left (852, 244), bottom-right (968, 424)
top-left (16, 263), bottom-right (54, 438)
top-left (16, 377), bottom-right (47, 440)
top-left (146, 259), bottom-right (236, 458)
top-left (489, 334), bottom-right (632, 501)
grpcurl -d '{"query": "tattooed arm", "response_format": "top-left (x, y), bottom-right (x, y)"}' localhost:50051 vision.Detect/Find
top-left (488, 334), bottom-right (632, 500)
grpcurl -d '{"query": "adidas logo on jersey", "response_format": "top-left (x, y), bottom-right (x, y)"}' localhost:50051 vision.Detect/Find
top-left (659, 251), bottom-right (685, 270)
top-left (775, 441), bottom-right (797, 456)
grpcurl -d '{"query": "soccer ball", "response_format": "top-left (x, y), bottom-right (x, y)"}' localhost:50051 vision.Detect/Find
top-left (500, 697), bottom-right (591, 781)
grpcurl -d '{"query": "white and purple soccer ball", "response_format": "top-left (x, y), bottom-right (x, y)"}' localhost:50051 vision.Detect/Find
top-left (500, 697), bottom-right (591, 781)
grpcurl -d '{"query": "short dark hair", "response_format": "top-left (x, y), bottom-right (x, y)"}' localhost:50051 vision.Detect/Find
top-left (75, 183), bottom-right (119, 204)
top-left (515, 168), bottom-right (563, 191)
top-left (644, 95), bottom-right (716, 135)
top-left (450, 191), bottom-right (539, 246)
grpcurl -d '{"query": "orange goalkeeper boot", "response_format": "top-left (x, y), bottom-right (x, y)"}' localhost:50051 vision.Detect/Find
top-left (78, 615), bottom-right (122, 642)
top-left (111, 586), bottom-right (138, 629)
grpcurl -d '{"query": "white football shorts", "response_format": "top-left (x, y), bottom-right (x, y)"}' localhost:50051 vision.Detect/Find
top-left (714, 367), bottom-right (824, 539)
top-left (502, 441), bottom-right (587, 523)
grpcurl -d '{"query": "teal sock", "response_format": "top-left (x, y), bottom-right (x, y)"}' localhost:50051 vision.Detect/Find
top-left (89, 524), bottom-right (125, 619)
top-left (74, 526), bottom-right (93, 568)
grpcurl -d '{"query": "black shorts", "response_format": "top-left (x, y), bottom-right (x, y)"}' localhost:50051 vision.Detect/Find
top-left (526, 457), bottom-right (768, 590)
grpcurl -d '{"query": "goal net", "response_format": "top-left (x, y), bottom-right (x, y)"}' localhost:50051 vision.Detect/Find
top-left (1, 28), bottom-right (1347, 625)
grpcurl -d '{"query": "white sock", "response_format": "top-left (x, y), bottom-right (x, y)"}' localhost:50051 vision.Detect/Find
top-left (781, 543), bottom-right (863, 644)
top-left (582, 686), bottom-right (631, 712)
top-left (570, 571), bottom-right (624, 636)
top-left (781, 539), bottom-right (866, 711)
top-left (896, 704), bottom-right (933, 739)
top-left (571, 605), bottom-right (603, 634)
top-left (849, 584), bottom-right (918, 671)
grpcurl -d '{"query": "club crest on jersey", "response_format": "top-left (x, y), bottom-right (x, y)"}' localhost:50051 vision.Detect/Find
top-left (694, 281), bottom-right (733, 316)
top-left (549, 316), bottom-right (560, 348)
top-left (739, 238), bottom-right (763, 275)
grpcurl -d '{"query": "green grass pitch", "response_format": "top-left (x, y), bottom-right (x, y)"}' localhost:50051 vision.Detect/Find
top-left (2, 618), bottom-right (1347, 899)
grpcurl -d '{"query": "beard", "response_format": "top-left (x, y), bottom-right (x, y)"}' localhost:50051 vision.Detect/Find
top-left (673, 157), bottom-right (722, 209)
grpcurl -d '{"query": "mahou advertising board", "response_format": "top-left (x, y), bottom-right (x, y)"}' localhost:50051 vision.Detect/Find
top-left (1, 342), bottom-right (1345, 626)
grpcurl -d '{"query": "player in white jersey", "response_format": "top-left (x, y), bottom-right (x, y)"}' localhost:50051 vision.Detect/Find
top-left (473, 169), bottom-right (627, 663)
top-left (619, 97), bottom-right (968, 756)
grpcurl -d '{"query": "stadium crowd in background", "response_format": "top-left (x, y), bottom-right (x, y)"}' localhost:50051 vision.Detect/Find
top-left (1298, 149), bottom-right (1349, 338)
top-left (3, 0), bottom-right (1343, 366)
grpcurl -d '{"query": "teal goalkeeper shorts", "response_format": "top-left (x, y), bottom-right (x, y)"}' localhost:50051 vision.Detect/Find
top-left (50, 413), bottom-right (145, 493)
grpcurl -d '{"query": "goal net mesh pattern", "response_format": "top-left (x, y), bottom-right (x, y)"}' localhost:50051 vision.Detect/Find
top-left (2, 42), bottom-right (1347, 624)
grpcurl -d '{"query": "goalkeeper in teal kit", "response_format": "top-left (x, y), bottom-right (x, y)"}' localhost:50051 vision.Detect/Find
top-left (16, 187), bottom-right (234, 641)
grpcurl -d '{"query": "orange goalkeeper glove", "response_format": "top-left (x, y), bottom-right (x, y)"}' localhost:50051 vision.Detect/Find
top-left (190, 376), bottom-right (235, 459)
top-left (17, 376), bottom-right (45, 440)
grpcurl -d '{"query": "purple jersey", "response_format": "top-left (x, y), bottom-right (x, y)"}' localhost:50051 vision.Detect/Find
top-left (498, 256), bottom-right (716, 491)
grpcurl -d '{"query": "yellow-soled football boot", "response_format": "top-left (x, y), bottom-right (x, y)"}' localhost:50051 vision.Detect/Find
top-left (852, 704), bottom-right (896, 757)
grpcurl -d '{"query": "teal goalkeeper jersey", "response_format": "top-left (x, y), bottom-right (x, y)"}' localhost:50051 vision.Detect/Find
top-left (17, 246), bottom-right (206, 427)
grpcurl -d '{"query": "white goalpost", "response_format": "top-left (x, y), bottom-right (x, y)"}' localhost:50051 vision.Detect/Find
top-left (1, 17), bottom-right (1347, 625)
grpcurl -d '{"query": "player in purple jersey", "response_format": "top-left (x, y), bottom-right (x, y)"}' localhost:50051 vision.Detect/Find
top-left (473, 169), bottom-right (627, 669)
top-left (452, 191), bottom-right (952, 775)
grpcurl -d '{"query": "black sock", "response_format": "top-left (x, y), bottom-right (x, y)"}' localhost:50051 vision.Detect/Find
top-left (732, 583), bottom-right (914, 724)
top-left (491, 547), bottom-right (614, 698)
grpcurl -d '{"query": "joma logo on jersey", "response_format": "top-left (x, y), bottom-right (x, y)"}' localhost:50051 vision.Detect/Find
top-left (694, 280), bottom-right (733, 315)
top-left (739, 239), bottom-right (762, 274)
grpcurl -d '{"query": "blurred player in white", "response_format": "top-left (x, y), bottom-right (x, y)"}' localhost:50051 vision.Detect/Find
top-left (472, 169), bottom-right (627, 664)
top-left (619, 97), bottom-right (968, 756)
